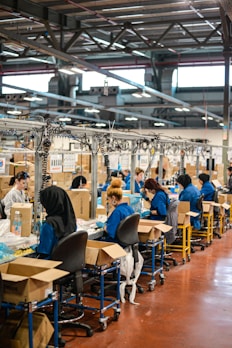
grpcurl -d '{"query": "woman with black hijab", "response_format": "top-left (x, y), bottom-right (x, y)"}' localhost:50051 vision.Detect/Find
top-left (37, 186), bottom-right (77, 259)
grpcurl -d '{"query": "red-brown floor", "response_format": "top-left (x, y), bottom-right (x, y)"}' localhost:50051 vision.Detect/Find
top-left (58, 230), bottom-right (232, 348)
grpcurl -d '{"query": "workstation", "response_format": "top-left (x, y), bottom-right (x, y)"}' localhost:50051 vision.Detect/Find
top-left (0, 0), bottom-right (232, 347)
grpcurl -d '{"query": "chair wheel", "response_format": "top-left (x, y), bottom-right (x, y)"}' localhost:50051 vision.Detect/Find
top-left (87, 328), bottom-right (94, 337)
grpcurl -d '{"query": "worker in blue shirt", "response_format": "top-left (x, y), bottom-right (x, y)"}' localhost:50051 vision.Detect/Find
top-left (122, 169), bottom-right (131, 184)
top-left (143, 178), bottom-right (170, 220)
top-left (37, 186), bottom-right (77, 259)
top-left (198, 173), bottom-right (215, 201)
top-left (104, 178), bottom-right (134, 244)
top-left (125, 167), bottom-right (144, 193)
top-left (177, 174), bottom-right (201, 230)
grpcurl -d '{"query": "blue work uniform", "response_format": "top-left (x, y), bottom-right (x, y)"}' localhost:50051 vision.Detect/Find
top-left (200, 181), bottom-right (215, 201)
top-left (125, 180), bottom-right (144, 193)
top-left (179, 183), bottom-right (201, 229)
top-left (106, 202), bottom-right (134, 244)
top-left (150, 190), bottom-right (170, 221)
top-left (37, 223), bottom-right (58, 259)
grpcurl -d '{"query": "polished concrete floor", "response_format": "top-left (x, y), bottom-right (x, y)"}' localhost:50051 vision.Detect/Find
top-left (60, 230), bottom-right (232, 348)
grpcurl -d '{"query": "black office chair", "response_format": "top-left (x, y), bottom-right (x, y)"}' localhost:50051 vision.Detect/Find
top-left (91, 213), bottom-right (143, 302)
top-left (51, 230), bottom-right (93, 345)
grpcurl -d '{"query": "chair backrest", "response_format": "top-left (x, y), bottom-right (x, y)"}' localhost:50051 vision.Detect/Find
top-left (213, 190), bottom-right (219, 203)
top-left (196, 194), bottom-right (204, 211)
top-left (165, 199), bottom-right (179, 244)
top-left (51, 230), bottom-right (88, 273)
top-left (116, 213), bottom-right (140, 247)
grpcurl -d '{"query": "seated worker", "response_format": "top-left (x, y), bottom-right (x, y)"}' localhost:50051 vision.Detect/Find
top-left (122, 169), bottom-right (131, 184)
top-left (226, 166), bottom-right (232, 193)
top-left (101, 170), bottom-right (120, 192)
top-left (37, 186), bottom-right (77, 259)
top-left (144, 178), bottom-right (170, 220)
top-left (125, 167), bottom-right (144, 193)
top-left (176, 174), bottom-right (201, 230)
top-left (1, 171), bottom-right (30, 218)
top-left (103, 178), bottom-right (134, 244)
top-left (71, 175), bottom-right (87, 189)
top-left (198, 173), bottom-right (215, 201)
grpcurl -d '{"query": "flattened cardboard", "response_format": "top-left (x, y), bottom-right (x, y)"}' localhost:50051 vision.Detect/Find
top-left (85, 240), bottom-right (126, 266)
top-left (0, 257), bottom-right (68, 304)
top-left (212, 179), bottom-right (222, 188)
top-left (222, 202), bottom-right (230, 210)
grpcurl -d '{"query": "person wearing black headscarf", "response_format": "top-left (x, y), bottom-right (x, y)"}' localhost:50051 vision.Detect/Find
top-left (37, 186), bottom-right (77, 259)
top-left (176, 174), bottom-right (201, 229)
top-left (198, 173), bottom-right (215, 201)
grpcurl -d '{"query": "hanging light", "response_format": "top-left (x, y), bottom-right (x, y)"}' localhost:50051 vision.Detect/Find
top-left (23, 94), bottom-right (43, 102)
top-left (85, 107), bottom-right (100, 113)
top-left (7, 109), bottom-right (22, 115)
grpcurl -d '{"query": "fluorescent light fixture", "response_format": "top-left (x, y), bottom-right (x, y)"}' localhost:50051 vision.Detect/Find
top-left (175, 107), bottom-right (190, 112)
top-left (58, 117), bottom-right (71, 122)
top-left (154, 122), bottom-right (165, 127)
top-left (141, 92), bottom-right (151, 98)
top-left (85, 107), bottom-right (100, 113)
top-left (7, 109), bottom-right (22, 115)
top-left (219, 122), bottom-right (224, 126)
top-left (58, 68), bottom-right (75, 75)
top-left (202, 116), bottom-right (213, 121)
top-left (95, 123), bottom-right (106, 127)
top-left (115, 14), bottom-right (143, 19)
top-left (71, 67), bottom-right (85, 74)
top-left (59, 66), bottom-right (84, 75)
top-left (1, 50), bottom-right (19, 57)
top-left (132, 91), bottom-right (151, 98)
top-left (102, 6), bottom-right (143, 12)
top-left (132, 92), bottom-right (143, 98)
top-left (125, 117), bottom-right (138, 121)
top-left (24, 95), bottom-right (43, 102)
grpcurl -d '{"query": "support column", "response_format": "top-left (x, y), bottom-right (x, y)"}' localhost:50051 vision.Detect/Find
top-left (222, 52), bottom-right (231, 183)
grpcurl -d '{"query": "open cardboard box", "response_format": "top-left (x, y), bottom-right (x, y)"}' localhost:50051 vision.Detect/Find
top-left (202, 201), bottom-right (215, 214)
top-left (0, 312), bottom-right (54, 348)
top-left (138, 220), bottom-right (172, 242)
top-left (178, 201), bottom-right (199, 225)
top-left (85, 240), bottom-right (126, 266)
top-left (0, 257), bottom-right (68, 304)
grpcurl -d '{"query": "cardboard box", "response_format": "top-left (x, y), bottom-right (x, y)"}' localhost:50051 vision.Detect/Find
top-left (9, 162), bottom-right (35, 176)
top-left (0, 257), bottom-right (68, 304)
top-left (178, 201), bottom-right (199, 225)
top-left (202, 201), bottom-right (214, 214)
top-left (85, 240), bottom-right (126, 266)
top-left (10, 203), bottom-right (33, 237)
top-left (138, 220), bottom-right (172, 242)
top-left (67, 189), bottom-right (90, 220)
top-left (96, 205), bottom-right (107, 217)
top-left (0, 175), bottom-right (12, 189)
top-left (0, 311), bottom-right (54, 348)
